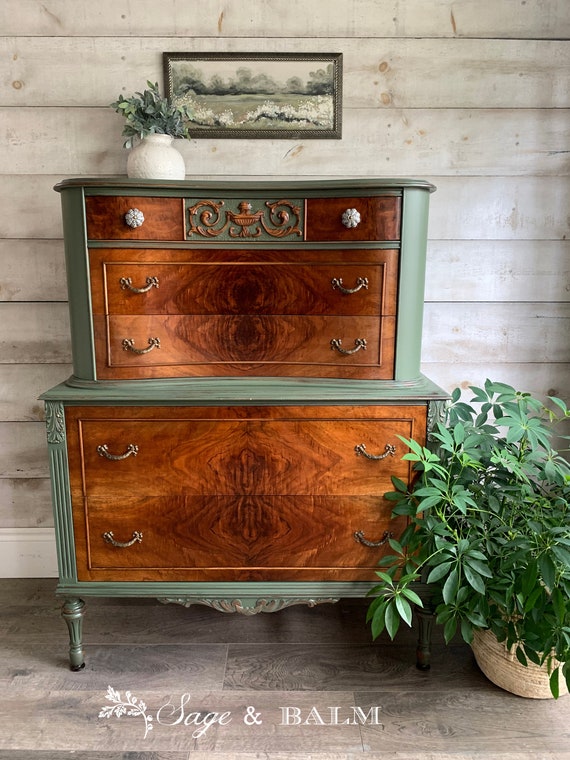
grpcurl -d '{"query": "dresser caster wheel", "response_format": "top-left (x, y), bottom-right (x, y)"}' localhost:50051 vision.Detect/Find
top-left (70, 662), bottom-right (86, 672)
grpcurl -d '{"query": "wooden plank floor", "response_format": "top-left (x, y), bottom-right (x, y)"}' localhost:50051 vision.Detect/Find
top-left (0, 579), bottom-right (568, 759)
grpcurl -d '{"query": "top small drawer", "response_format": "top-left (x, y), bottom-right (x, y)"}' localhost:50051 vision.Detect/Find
top-left (306, 196), bottom-right (401, 242)
top-left (85, 196), bottom-right (185, 240)
top-left (85, 193), bottom-right (401, 243)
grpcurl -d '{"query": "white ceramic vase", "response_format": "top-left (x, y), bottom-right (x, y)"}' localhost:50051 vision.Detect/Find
top-left (126, 134), bottom-right (185, 180)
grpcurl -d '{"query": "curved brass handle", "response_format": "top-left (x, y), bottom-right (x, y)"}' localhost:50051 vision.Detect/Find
top-left (97, 443), bottom-right (139, 460)
top-left (330, 338), bottom-right (367, 355)
top-left (354, 530), bottom-right (392, 547)
top-left (120, 276), bottom-right (159, 293)
top-left (331, 277), bottom-right (369, 295)
top-left (124, 208), bottom-right (145, 228)
top-left (102, 530), bottom-right (143, 548)
top-left (355, 443), bottom-right (396, 460)
top-left (122, 337), bottom-right (161, 354)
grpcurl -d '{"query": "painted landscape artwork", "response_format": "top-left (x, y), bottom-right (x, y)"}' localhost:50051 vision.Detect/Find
top-left (164, 53), bottom-right (342, 138)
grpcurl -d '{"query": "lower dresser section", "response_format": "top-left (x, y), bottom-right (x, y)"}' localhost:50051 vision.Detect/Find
top-left (65, 403), bottom-right (426, 582)
top-left (41, 376), bottom-right (448, 669)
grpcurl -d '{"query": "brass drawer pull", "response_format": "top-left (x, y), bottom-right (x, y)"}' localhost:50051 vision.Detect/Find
top-left (341, 208), bottom-right (361, 228)
top-left (120, 276), bottom-right (159, 293)
top-left (97, 443), bottom-right (139, 460)
top-left (354, 530), bottom-right (392, 548)
top-left (330, 337), bottom-right (367, 355)
top-left (122, 337), bottom-right (161, 354)
top-left (331, 276), bottom-right (369, 295)
top-left (124, 208), bottom-right (145, 228)
top-left (355, 442), bottom-right (396, 460)
top-left (103, 530), bottom-right (143, 548)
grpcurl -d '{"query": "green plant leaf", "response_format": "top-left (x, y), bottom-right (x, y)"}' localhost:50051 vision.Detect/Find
top-left (426, 561), bottom-right (453, 584)
top-left (443, 616), bottom-right (457, 643)
top-left (385, 602), bottom-right (400, 639)
top-left (401, 588), bottom-right (423, 606)
top-left (395, 595), bottom-right (413, 627)
top-left (515, 646), bottom-right (528, 667)
top-left (538, 554), bottom-right (557, 591)
top-left (550, 667), bottom-right (560, 699)
top-left (463, 565), bottom-right (486, 594)
top-left (442, 568), bottom-right (459, 604)
top-left (464, 557), bottom-right (493, 578)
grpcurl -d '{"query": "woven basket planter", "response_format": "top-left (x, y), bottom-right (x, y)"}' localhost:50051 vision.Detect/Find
top-left (472, 628), bottom-right (568, 699)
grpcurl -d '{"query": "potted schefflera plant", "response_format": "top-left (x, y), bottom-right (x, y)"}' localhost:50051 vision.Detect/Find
top-left (111, 81), bottom-right (194, 180)
top-left (367, 380), bottom-right (570, 698)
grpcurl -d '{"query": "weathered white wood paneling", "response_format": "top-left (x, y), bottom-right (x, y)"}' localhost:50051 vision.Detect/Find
top-left (3, 107), bottom-right (570, 177)
top-left (0, 240), bottom-right (67, 302)
top-left (429, 177), bottom-right (570, 241)
top-left (0, 480), bottom-right (53, 528)
top-left (4, 37), bottom-right (569, 109)
top-left (0, 176), bottom-right (64, 239)
top-left (0, 303), bottom-right (70, 364)
top-left (421, 362), bottom-right (570, 403)
top-left (423, 302), bottom-right (570, 364)
top-left (425, 241), bottom-right (570, 303)
top-left (2, 0), bottom-right (569, 39)
top-left (0, 422), bottom-right (49, 479)
top-left (0, 365), bottom-right (71, 422)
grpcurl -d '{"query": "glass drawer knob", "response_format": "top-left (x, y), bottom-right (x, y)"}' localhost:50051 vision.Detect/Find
top-left (341, 208), bottom-right (361, 228)
top-left (124, 208), bottom-right (145, 228)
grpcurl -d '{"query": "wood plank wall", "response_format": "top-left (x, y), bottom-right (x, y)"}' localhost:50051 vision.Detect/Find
top-left (0, 0), bottom-right (569, 575)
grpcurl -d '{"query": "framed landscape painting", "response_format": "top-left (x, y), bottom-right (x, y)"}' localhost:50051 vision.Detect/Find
top-left (163, 52), bottom-right (342, 139)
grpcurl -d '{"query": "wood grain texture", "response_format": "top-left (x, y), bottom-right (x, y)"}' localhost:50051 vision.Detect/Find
top-left (85, 196), bottom-right (185, 241)
top-left (306, 196), bottom-right (401, 242)
top-left (2, 2), bottom-right (569, 38)
top-left (93, 314), bottom-right (396, 379)
top-left (2, 37), bottom-right (569, 108)
top-left (4, 108), bottom-right (570, 177)
top-left (3, 175), bottom-right (568, 241)
top-left (63, 404), bottom-right (425, 581)
top-left (2, 0), bottom-right (569, 579)
top-left (97, 260), bottom-right (394, 317)
top-left (1, 580), bottom-right (569, 756)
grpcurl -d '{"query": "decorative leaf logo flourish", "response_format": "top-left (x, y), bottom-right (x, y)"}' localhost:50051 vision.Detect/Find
top-left (99, 685), bottom-right (153, 738)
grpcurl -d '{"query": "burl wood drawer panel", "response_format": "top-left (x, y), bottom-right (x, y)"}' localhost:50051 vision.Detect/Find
top-left (305, 196), bottom-right (401, 242)
top-left (96, 261), bottom-right (396, 317)
top-left (89, 248), bottom-right (398, 380)
top-left (65, 404), bottom-right (426, 581)
top-left (85, 196), bottom-right (185, 240)
top-left (95, 314), bottom-right (395, 378)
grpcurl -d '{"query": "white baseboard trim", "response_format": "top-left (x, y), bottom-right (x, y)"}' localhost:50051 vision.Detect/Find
top-left (0, 528), bottom-right (58, 577)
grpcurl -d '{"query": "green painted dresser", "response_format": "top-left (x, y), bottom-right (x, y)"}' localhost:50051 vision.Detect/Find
top-left (42, 177), bottom-right (447, 670)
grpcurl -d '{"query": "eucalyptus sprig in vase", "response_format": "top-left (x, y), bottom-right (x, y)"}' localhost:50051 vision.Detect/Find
top-left (111, 81), bottom-right (194, 179)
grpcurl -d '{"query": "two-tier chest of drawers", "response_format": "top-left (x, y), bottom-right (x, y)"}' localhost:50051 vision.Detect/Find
top-left (41, 177), bottom-right (447, 670)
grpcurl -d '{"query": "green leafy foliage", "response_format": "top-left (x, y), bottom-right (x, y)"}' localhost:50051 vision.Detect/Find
top-left (367, 381), bottom-right (570, 697)
top-left (110, 81), bottom-right (195, 149)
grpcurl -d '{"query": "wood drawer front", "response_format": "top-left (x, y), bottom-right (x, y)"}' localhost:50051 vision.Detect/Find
top-left (73, 416), bottom-right (415, 497)
top-left (81, 495), bottom-right (408, 581)
top-left (85, 196), bottom-right (185, 240)
top-left (306, 196), bottom-right (401, 241)
top-left (96, 314), bottom-right (395, 377)
top-left (65, 404), bottom-right (426, 581)
top-left (97, 260), bottom-right (396, 317)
